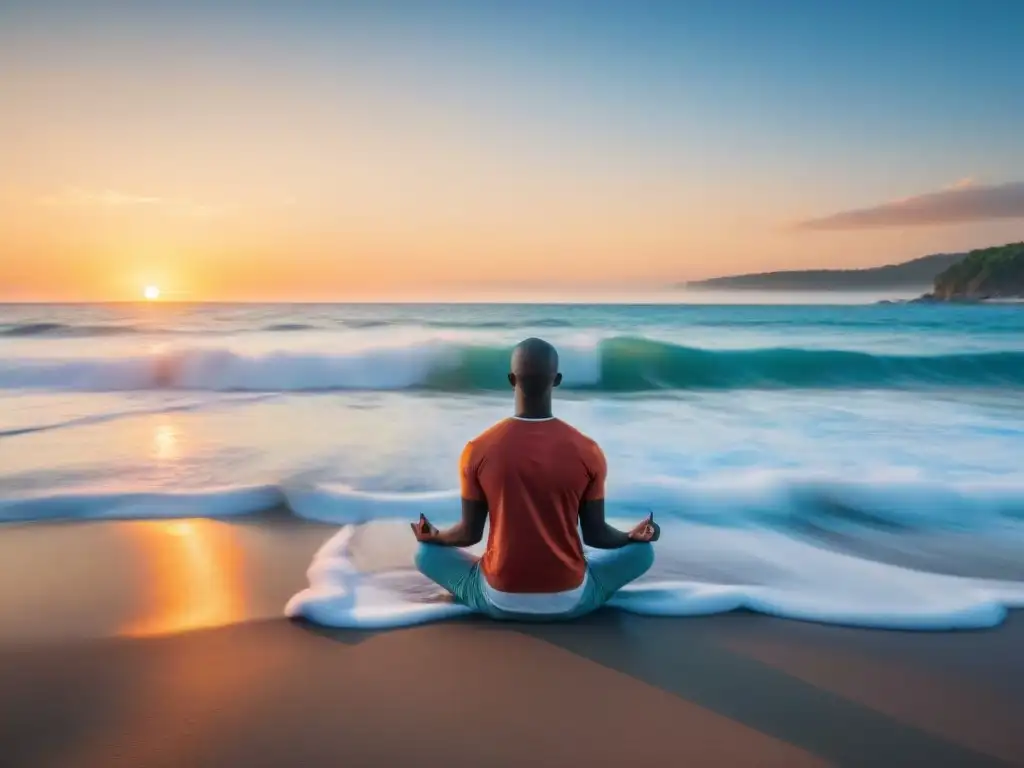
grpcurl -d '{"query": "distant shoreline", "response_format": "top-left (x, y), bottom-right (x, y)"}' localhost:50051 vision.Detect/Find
top-left (684, 252), bottom-right (963, 293)
top-left (687, 243), bottom-right (1024, 303)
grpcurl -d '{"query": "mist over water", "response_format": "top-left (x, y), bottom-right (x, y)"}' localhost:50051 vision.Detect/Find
top-left (2, 299), bottom-right (1024, 629)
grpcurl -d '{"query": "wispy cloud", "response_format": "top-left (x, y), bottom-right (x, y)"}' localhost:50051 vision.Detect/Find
top-left (943, 177), bottom-right (978, 191)
top-left (38, 187), bottom-right (220, 218)
top-left (796, 181), bottom-right (1024, 230)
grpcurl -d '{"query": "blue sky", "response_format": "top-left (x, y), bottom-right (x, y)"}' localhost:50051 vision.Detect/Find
top-left (1, 1), bottom-right (1022, 299)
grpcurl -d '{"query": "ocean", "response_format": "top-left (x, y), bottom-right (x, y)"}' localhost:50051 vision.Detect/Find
top-left (3, 299), bottom-right (1024, 630)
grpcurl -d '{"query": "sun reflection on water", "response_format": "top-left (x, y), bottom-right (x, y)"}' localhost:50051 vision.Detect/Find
top-left (153, 423), bottom-right (179, 461)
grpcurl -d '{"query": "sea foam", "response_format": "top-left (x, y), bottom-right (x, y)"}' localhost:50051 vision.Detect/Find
top-left (0, 486), bottom-right (284, 523)
top-left (285, 520), bottom-right (1024, 631)
top-left (3, 471), bottom-right (1024, 631)
top-left (5, 475), bottom-right (1024, 532)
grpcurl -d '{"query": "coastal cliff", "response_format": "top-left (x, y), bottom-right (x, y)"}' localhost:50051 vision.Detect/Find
top-left (920, 243), bottom-right (1024, 301)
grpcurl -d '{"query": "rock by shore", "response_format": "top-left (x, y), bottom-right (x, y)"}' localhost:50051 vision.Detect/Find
top-left (917, 243), bottom-right (1024, 302)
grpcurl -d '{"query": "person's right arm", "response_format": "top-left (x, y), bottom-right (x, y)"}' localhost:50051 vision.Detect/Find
top-left (577, 444), bottom-right (659, 548)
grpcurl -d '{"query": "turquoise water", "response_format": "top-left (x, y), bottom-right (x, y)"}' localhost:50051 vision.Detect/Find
top-left (2, 301), bottom-right (1024, 629)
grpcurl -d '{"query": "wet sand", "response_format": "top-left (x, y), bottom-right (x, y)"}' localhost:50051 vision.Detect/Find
top-left (1, 519), bottom-right (1023, 766)
top-left (0, 514), bottom-right (333, 642)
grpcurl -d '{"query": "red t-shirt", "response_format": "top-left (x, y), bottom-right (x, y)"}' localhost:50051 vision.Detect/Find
top-left (460, 417), bottom-right (607, 593)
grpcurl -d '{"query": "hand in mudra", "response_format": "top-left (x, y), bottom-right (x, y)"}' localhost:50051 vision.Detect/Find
top-left (628, 512), bottom-right (660, 542)
top-left (410, 513), bottom-right (439, 543)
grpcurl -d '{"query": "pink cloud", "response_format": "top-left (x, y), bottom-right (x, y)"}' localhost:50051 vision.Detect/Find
top-left (796, 181), bottom-right (1024, 230)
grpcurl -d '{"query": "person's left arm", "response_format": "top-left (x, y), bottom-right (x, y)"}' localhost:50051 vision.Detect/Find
top-left (411, 442), bottom-right (488, 547)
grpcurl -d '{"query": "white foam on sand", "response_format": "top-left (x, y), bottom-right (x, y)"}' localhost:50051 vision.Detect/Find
top-left (285, 520), bottom-right (1024, 632)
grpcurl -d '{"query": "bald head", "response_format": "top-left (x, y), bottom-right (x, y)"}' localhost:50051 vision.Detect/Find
top-left (509, 338), bottom-right (561, 398)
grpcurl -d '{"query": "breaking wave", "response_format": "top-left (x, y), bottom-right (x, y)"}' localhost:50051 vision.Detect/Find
top-left (3, 337), bottom-right (1024, 392)
top-left (3, 474), bottom-right (1024, 531)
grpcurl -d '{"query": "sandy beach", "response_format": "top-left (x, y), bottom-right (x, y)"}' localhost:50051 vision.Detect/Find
top-left (1, 518), bottom-right (1022, 767)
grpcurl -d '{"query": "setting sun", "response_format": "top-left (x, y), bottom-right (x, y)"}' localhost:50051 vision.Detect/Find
top-left (144, 285), bottom-right (161, 301)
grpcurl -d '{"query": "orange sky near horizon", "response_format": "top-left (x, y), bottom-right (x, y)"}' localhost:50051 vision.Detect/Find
top-left (5, 177), bottom-right (1021, 302)
top-left (2, 4), bottom-right (1022, 302)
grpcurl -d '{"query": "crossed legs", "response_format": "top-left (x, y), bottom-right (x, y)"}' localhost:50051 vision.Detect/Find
top-left (414, 542), bottom-right (654, 619)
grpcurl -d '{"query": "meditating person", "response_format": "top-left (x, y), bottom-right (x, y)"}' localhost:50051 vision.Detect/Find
top-left (410, 337), bottom-right (659, 620)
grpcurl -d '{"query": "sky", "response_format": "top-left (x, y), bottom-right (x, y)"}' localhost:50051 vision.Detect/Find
top-left (1, 0), bottom-right (1023, 302)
